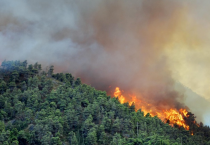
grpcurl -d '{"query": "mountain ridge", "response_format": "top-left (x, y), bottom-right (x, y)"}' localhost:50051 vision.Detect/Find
top-left (0, 60), bottom-right (210, 145)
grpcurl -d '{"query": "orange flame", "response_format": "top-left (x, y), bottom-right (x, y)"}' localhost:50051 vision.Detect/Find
top-left (114, 87), bottom-right (125, 104)
top-left (113, 87), bottom-right (190, 130)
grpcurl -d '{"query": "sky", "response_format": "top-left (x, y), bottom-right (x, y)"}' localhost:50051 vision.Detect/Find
top-left (0, 0), bottom-right (210, 125)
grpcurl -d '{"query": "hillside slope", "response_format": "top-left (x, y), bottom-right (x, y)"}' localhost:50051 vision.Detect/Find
top-left (0, 60), bottom-right (209, 145)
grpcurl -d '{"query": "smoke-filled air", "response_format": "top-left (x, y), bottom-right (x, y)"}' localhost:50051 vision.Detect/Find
top-left (1, 0), bottom-right (210, 125)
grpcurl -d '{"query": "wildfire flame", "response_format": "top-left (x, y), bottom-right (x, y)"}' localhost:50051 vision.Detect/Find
top-left (113, 87), bottom-right (190, 130)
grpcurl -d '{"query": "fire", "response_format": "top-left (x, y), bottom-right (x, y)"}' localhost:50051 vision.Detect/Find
top-left (163, 108), bottom-right (189, 130)
top-left (113, 87), bottom-right (190, 130)
top-left (114, 87), bottom-right (125, 104)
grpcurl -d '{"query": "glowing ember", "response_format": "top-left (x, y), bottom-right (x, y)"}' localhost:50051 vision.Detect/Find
top-left (113, 87), bottom-right (190, 130)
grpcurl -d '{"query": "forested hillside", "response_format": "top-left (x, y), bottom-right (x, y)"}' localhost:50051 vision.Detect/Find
top-left (0, 60), bottom-right (210, 145)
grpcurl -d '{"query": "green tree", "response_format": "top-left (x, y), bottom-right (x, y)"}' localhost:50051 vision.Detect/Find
top-left (41, 132), bottom-right (52, 145)
top-left (99, 131), bottom-right (107, 145)
top-left (112, 117), bottom-right (121, 134)
top-left (9, 80), bottom-right (16, 90)
top-left (66, 73), bottom-right (74, 85)
top-left (9, 128), bottom-right (18, 142)
top-left (0, 121), bottom-right (5, 132)
top-left (28, 64), bottom-right (33, 71)
top-left (3, 141), bottom-right (9, 145)
top-left (11, 140), bottom-right (19, 145)
top-left (22, 60), bottom-right (27, 69)
top-left (74, 78), bottom-right (81, 86)
top-left (51, 136), bottom-right (62, 145)
top-left (38, 64), bottom-right (42, 73)
top-left (82, 115), bottom-right (95, 138)
top-left (48, 65), bottom-right (54, 77)
top-left (102, 116), bottom-right (111, 132)
top-left (64, 110), bottom-right (78, 133)
top-left (68, 131), bottom-right (78, 145)
top-left (111, 133), bottom-right (124, 145)
top-left (0, 81), bottom-right (7, 94)
top-left (12, 71), bottom-right (19, 80)
top-left (0, 95), bottom-right (5, 109)
top-left (86, 128), bottom-right (97, 145)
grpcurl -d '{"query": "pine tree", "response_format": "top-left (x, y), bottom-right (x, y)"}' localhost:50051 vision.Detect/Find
top-left (74, 78), bottom-right (81, 86)
top-left (48, 65), bottom-right (54, 77)
top-left (71, 133), bottom-right (78, 145)
top-left (86, 128), bottom-right (97, 145)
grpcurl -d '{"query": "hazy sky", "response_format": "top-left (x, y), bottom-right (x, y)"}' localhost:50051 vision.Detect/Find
top-left (0, 0), bottom-right (210, 125)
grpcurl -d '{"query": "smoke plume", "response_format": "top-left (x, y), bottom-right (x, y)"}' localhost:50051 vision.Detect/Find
top-left (0, 0), bottom-right (210, 124)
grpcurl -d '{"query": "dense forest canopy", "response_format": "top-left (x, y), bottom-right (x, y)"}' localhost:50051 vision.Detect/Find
top-left (0, 60), bottom-right (210, 145)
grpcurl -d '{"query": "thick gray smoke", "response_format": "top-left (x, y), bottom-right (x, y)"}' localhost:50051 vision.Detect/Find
top-left (0, 0), bottom-right (210, 124)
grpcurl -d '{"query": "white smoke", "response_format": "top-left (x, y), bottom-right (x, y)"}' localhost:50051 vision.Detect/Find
top-left (0, 0), bottom-right (210, 125)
